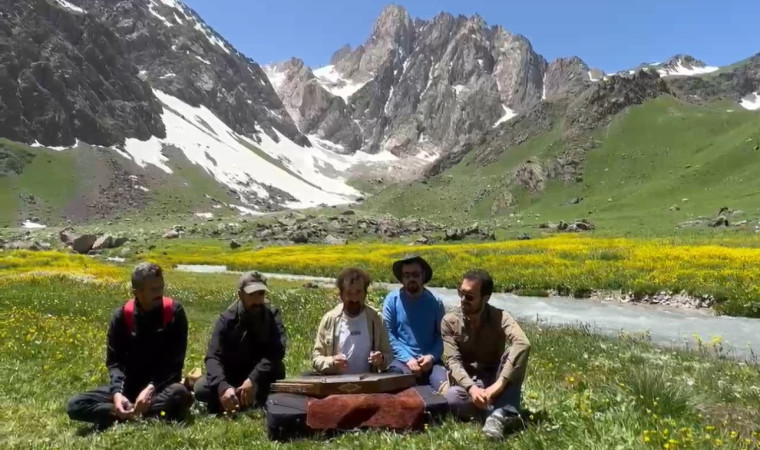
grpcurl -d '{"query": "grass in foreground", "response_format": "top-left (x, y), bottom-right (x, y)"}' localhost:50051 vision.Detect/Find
top-left (0, 272), bottom-right (759, 449)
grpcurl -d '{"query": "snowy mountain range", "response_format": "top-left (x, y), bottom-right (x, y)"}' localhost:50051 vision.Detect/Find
top-left (1, 0), bottom-right (759, 223)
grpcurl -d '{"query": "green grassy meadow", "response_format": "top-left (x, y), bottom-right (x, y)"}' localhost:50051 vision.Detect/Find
top-left (0, 271), bottom-right (758, 449)
top-left (363, 97), bottom-right (760, 236)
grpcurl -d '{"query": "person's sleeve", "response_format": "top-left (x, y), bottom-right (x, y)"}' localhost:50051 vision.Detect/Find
top-left (311, 313), bottom-right (338, 374)
top-left (204, 314), bottom-right (233, 396)
top-left (376, 314), bottom-right (394, 371)
top-left (441, 314), bottom-right (475, 391)
top-left (151, 304), bottom-right (188, 392)
top-left (382, 292), bottom-right (413, 363)
top-left (106, 308), bottom-right (127, 395)
top-left (249, 306), bottom-right (288, 384)
top-left (498, 312), bottom-right (531, 384)
top-left (429, 298), bottom-right (446, 362)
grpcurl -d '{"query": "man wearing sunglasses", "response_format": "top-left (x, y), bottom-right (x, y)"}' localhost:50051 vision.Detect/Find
top-left (382, 255), bottom-right (447, 391)
top-left (194, 271), bottom-right (288, 414)
top-left (440, 269), bottom-right (531, 441)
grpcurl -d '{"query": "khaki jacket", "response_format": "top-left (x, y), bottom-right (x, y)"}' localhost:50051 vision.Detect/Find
top-left (441, 303), bottom-right (531, 392)
top-left (311, 303), bottom-right (393, 374)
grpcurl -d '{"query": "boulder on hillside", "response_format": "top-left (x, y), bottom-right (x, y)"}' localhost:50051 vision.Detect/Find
top-left (163, 230), bottom-right (180, 239)
top-left (59, 228), bottom-right (76, 245)
top-left (72, 235), bottom-right (98, 254)
top-left (323, 235), bottom-right (347, 245)
top-left (113, 237), bottom-right (130, 248)
top-left (229, 240), bottom-right (241, 249)
top-left (289, 230), bottom-right (309, 244)
top-left (91, 235), bottom-right (114, 251)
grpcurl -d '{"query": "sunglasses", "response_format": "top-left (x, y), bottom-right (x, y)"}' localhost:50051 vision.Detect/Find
top-left (457, 289), bottom-right (476, 301)
top-left (402, 271), bottom-right (422, 280)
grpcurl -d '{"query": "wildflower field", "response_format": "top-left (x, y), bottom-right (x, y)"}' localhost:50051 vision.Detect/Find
top-left (0, 269), bottom-right (758, 449)
top-left (125, 234), bottom-right (760, 317)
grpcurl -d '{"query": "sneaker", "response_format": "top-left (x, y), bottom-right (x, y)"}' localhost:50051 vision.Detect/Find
top-left (482, 410), bottom-right (507, 440)
top-left (482, 409), bottom-right (522, 440)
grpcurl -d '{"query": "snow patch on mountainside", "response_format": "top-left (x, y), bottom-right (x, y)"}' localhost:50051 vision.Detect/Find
top-left (313, 65), bottom-right (368, 101)
top-left (119, 90), bottom-right (361, 209)
top-left (31, 139), bottom-right (80, 151)
top-left (56, 0), bottom-right (86, 13)
top-left (740, 92), bottom-right (760, 111)
top-left (157, 0), bottom-right (183, 8)
top-left (147, 1), bottom-right (174, 27)
top-left (262, 65), bottom-right (287, 91)
top-left (493, 105), bottom-right (517, 128)
top-left (22, 220), bottom-right (47, 229)
top-left (193, 22), bottom-right (232, 54)
top-left (658, 62), bottom-right (718, 77)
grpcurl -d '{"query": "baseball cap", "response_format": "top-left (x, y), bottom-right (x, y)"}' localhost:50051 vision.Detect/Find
top-left (238, 271), bottom-right (268, 294)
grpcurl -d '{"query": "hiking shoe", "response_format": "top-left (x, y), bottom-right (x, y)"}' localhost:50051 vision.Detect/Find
top-left (482, 409), bottom-right (522, 440)
top-left (482, 410), bottom-right (507, 440)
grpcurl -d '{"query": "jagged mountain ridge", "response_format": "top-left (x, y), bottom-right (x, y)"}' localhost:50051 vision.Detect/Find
top-left (2, 0), bottom-right (760, 226)
top-left (266, 6), bottom-right (759, 162)
top-left (0, 0), bottom-right (382, 216)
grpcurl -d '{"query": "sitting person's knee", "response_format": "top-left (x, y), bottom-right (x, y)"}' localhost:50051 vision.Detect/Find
top-left (167, 383), bottom-right (194, 407)
top-left (65, 396), bottom-right (81, 419)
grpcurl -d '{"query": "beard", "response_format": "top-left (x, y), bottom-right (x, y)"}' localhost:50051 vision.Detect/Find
top-left (344, 301), bottom-right (364, 317)
top-left (404, 281), bottom-right (422, 295)
top-left (461, 301), bottom-right (482, 315)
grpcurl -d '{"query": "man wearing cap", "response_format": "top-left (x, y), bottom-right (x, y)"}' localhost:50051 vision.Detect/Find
top-left (382, 255), bottom-right (447, 391)
top-left (194, 271), bottom-right (287, 414)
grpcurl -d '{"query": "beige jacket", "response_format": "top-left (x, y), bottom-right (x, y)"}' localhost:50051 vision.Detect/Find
top-left (311, 303), bottom-right (393, 374)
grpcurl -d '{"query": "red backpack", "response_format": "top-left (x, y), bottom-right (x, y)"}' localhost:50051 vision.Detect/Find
top-left (123, 297), bottom-right (174, 335)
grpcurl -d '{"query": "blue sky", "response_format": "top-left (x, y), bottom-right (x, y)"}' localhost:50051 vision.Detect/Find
top-left (182, 0), bottom-right (759, 73)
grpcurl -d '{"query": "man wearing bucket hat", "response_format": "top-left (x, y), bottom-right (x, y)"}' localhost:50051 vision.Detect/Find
top-left (194, 271), bottom-right (288, 414)
top-left (381, 254), bottom-right (447, 391)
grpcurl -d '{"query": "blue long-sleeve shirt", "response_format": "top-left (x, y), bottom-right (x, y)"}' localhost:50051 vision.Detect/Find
top-left (382, 288), bottom-right (445, 363)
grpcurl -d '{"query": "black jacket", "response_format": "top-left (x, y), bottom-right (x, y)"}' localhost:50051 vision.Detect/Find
top-left (106, 300), bottom-right (188, 396)
top-left (204, 302), bottom-right (287, 395)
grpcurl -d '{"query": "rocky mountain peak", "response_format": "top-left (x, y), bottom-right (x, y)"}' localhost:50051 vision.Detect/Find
top-left (330, 44), bottom-right (352, 65)
top-left (334, 4), bottom-right (415, 81)
top-left (543, 57), bottom-right (593, 101)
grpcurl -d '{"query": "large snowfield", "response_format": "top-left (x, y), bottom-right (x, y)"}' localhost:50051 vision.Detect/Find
top-left (119, 90), bottom-right (369, 209)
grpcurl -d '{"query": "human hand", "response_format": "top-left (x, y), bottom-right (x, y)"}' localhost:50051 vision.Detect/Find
top-left (219, 387), bottom-right (239, 413)
top-left (406, 358), bottom-right (422, 374)
top-left (333, 354), bottom-right (348, 372)
top-left (133, 384), bottom-right (155, 417)
top-left (485, 379), bottom-right (506, 402)
top-left (237, 378), bottom-right (257, 407)
top-left (417, 355), bottom-right (434, 372)
top-left (468, 386), bottom-right (490, 410)
top-left (368, 351), bottom-right (384, 367)
top-left (113, 393), bottom-right (134, 420)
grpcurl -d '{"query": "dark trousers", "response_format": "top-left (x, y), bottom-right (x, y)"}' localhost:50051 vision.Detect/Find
top-left (388, 359), bottom-right (448, 392)
top-left (66, 383), bottom-right (193, 428)
top-left (443, 352), bottom-right (524, 422)
top-left (194, 365), bottom-right (284, 414)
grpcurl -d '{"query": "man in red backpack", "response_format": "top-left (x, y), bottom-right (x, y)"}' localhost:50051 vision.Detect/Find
top-left (66, 262), bottom-right (193, 430)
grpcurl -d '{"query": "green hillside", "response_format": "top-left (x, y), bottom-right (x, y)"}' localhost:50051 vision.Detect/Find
top-left (0, 139), bottom-right (80, 226)
top-left (362, 96), bottom-right (760, 236)
top-left (0, 139), bottom-right (238, 227)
